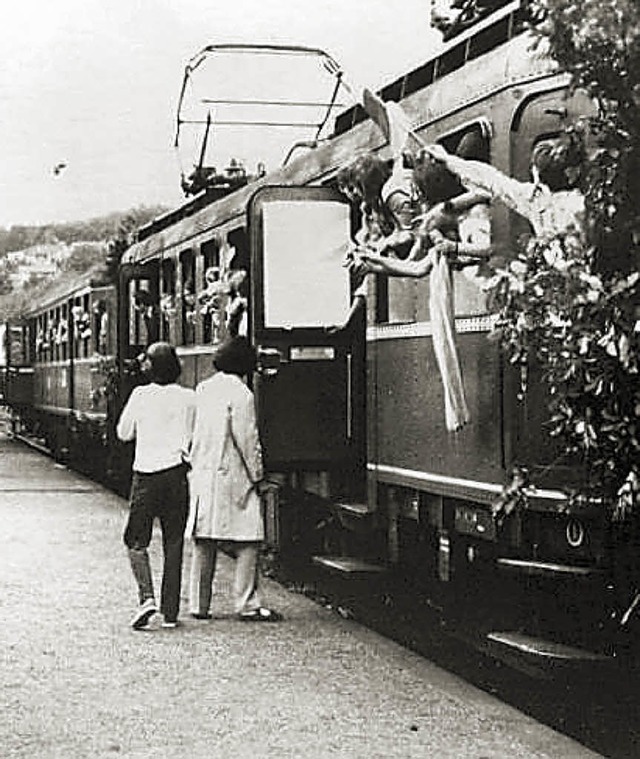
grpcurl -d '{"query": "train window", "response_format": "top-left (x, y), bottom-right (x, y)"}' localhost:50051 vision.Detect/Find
top-left (130, 279), bottom-right (156, 349)
top-left (94, 297), bottom-right (108, 355)
top-left (444, 123), bottom-right (492, 318)
top-left (35, 316), bottom-right (42, 360)
top-left (373, 121), bottom-right (492, 326)
top-left (60, 304), bottom-right (68, 361)
top-left (180, 250), bottom-right (196, 346)
top-left (47, 313), bottom-right (52, 363)
top-left (226, 229), bottom-right (250, 339)
top-left (25, 323), bottom-right (34, 364)
top-left (72, 298), bottom-right (81, 358)
top-left (54, 308), bottom-right (61, 362)
top-left (200, 240), bottom-right (220, 344)
top-left (81, 294), bottom-right (90, 358)
top-left (44, 314), bottom-right (50, 362)
top-left (160, 258), bottom-right (177, 343)
top-left (261, 200), bottom-right (350, 328)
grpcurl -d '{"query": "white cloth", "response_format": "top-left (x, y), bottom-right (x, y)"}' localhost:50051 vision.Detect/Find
top-left (429, 253), bottom-right (470, 432)
top-left (116, 383), bottom-right (196, 473)
top-left (187, 372), bottom-right (264, 542)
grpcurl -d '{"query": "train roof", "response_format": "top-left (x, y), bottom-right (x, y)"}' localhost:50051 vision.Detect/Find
top-left (334, 0), bottom-right (524, 135)
top-left (123, 0), bottom-right (555, 267)
top-left (21, 262), bottom-right (112, 317)
top-left (130, 1), bottom-right (526, 249)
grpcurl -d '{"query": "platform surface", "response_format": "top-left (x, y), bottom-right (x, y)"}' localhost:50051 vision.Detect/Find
top-left (0, 428), bottom-right (601, 758)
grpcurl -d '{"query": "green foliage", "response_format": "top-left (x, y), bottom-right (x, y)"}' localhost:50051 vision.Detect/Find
top-left (490, 1), bottom-right (640, 517)
top-left (0, 206), bottom-right (166, 320)
top-left (105, 212), bottom-right (144, 283)
top-left (60, 242), bottom-right (108, 274)
top-left (529, 0), bottom-right (640, 273)
top-left (0, 205), bottom-right (167, 258)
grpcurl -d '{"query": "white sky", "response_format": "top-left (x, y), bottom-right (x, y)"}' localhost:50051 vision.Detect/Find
top-left (0, 0), bottom-right (441, 228)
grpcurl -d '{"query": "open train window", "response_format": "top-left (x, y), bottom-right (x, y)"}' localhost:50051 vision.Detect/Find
top-left (60, 304), bottom-right (68, 361)
top-left (81, 294), bottom-right (90, 358)
top-left (52, 308), bottom-right (60, 362)
top-left (129, 278), bottom-right (157, 349)
top-left (442, 121), bottom-right (493, 318)
top-left (374, 120), bottom-right (492, 325)
top-left (160, 257), bottom-right (177, 343)
top-left (180, 249), bottom-right (196, 346)
top-left (226, 228), bottom-right (250, 339)
top-left (94, 296), bottom-right (108, 355)
top-left (200, 239), bottom-right (220, 344)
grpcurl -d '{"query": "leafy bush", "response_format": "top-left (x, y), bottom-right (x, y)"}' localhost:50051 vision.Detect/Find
top-left (490, 0), bottom-right (640, 517)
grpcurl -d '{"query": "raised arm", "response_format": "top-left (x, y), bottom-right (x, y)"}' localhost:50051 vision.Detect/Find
top-left (426, 144), bottom-right (535, 222)
top-left (359, 248), bottom-right (436, 279)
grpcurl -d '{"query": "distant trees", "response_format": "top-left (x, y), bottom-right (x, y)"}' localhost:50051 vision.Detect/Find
top-left (104, 211), bottom-right (147, 283)
top-left (0, 205), bottom-right (167, 258)
top-left (0, 205), bottom-right (167, 319)
top-left (60, 242), bottom-right (108, 274)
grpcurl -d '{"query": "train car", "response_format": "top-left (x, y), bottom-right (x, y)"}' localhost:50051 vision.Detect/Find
top-left (117, 2), bottom-right (619, 657)
top-left (3, 265), bottom-right (118, 478)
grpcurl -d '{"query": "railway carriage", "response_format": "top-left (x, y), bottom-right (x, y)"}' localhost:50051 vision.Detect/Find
top-left (3, 266), bottom-right (118, 477)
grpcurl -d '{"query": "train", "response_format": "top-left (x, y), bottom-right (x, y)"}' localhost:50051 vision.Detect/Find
top-left (2, 1), bottom-right (627, 660)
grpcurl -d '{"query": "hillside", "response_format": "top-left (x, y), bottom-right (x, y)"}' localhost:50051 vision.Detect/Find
top-left (0, 205), bottom-right (167, 320)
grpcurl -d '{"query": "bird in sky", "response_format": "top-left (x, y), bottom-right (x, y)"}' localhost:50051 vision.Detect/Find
top-left (52, 162), bottom-right (67, 176)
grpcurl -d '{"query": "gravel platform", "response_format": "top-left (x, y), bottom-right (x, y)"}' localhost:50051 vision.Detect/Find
top-left (0, 433), bottom-right (600, 758)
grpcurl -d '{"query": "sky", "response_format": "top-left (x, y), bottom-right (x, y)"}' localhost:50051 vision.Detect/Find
top-left (0, 0), bottom-right (442, 228)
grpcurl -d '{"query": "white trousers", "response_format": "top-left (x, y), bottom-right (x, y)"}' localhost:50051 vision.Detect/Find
top-left (189, 539), bottom-right (262, 616)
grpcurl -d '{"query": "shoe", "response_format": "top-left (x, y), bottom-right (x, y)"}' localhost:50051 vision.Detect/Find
top-left (161, 619), bottom-right (180, 629)
top-left (238, 608), bottom-right (283, 623)
top-left (190, 612), bottom-right (212, 620)
top-left (131, 598), bottom-right (158, 630)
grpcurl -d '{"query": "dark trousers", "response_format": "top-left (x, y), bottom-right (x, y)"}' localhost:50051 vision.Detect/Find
top-left (123, 464), bottom-right (189, 622)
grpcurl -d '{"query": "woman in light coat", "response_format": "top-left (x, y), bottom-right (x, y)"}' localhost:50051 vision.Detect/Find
top-left (187, 336), bottom-right (281, 622)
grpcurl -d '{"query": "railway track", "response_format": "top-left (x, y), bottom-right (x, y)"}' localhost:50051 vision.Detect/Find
top-left (278, 559), bottom-right (639, 759)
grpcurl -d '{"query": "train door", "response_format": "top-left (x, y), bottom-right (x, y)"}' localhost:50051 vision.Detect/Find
top-left (506, 87), bottom-right (594, 484)
top-left (247, 186), bottom-right (365, 492)
top-left (117, 260), bottom-right (160, 407)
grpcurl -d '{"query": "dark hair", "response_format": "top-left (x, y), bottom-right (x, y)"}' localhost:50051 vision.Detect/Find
top-left (531, 131), bottom-right (586, 191)
top-left (412, 149), bottom-right (465, 205)
top-left (337, 153), bottom-right (395, 236)
top-left (336, 153), bottom-right (393, 204)
top-left (145, 342), bottom-right (181, 385)
top-left (213, 336), bottom-right (257, 376)
top-left (455, 130), bottom-right (489, 162)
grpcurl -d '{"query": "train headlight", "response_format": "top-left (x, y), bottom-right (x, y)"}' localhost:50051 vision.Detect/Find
top-left (565, 518), bottom-right (585, 548)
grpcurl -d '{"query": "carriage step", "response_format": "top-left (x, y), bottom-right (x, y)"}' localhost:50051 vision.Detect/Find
top-left (330, 501), bottom-right (375, 533)
top-left (487, 632), bottom-right (611, 662)
top-left (14, 433), bottom-right (51, 457)
top-left (312, 555), bottom-right (388, 577)
top-left (332, 501), bottom-right (371, 516)
top-left (496, 557), bottom-right (605, 578)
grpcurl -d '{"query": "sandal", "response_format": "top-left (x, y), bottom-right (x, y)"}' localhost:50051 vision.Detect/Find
top-left (238, 608), bottom-right (283, 623)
